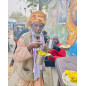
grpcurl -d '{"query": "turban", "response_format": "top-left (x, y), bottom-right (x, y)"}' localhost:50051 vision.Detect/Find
top-left (26, 10), bottom-right (47, 28)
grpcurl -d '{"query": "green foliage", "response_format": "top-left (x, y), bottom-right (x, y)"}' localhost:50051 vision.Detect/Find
top-left (9, 11), bottom-right (28, 22)
top-left (46, 24), bottom-right (69, 45)
top-left (27, 0), bottom-right (38, 8)
top-left (22, 0), bottom-right (48, 12)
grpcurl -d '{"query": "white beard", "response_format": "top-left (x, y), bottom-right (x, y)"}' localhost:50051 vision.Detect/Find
top-left (35, 30), bottom-right (41, 35)
top-left (31, 28), bottom-right (44, 80)
top-left (33, 30), bottom-right (42, 38)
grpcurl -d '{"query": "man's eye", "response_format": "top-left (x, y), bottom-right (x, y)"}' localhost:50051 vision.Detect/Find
top-left (35, 24), bottom-right (38, 27)
top-left (40, 25), bottom-right (43, 28)
top-left (33, 24), bottom-right (37, 26)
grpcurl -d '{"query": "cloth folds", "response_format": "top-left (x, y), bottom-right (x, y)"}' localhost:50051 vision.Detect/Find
top-left (31, 29), bottom-right (44, 80)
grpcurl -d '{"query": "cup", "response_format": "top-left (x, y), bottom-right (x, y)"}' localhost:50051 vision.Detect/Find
top-left (36, 54), bottom-right (45, 65)
top-left (48, 38), bottom-right (54, 49)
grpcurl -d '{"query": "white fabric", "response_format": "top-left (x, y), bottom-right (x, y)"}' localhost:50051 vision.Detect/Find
top-left (31, 29), bottom-right (44, 80)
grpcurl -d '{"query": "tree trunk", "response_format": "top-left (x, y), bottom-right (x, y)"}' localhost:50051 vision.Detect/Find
top-left (39, 0), bottom-right (42, 10)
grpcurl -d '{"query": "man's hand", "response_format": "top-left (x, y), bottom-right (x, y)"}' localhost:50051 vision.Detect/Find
top-left (48, 55), bottom-right (52, 58)
top-left (31, 40), bottom-right (42, 48)
top-left (59, 45), bottom-right (62, 49)
top-left (27, 40), bottom-right (42, 51)
top-left (46, 54), bottom-right (53, 58)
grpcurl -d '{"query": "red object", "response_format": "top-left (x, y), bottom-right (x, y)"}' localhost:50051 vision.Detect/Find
top-left (48, 42), bottom-right (66, 62)
top-left (10, 62), bottom-right (13, 67)
top-left (14, 29), bottom-right (17, 32)
top-left (14, 40), bottom-right (18, 45)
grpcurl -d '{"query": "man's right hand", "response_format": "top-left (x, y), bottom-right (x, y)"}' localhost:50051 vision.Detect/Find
top-left (27, 40), bottom-right (42, 51)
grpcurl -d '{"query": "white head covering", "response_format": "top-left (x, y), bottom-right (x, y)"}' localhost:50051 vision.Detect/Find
top-left (53, 34), bottom-right (58, 40)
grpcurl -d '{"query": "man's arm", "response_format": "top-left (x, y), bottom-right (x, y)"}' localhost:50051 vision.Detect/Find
top-left (53, 44), bottom-right (60, 51)
top-left (13, 37), bottom-right (32, 62)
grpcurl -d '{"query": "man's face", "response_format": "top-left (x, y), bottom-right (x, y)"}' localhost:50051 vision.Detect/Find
top-left (19, 28), bottom-right (22, 32)
top-left (31, 22), bottom-right (44, 35)
top-left (53, 39), bottom-right (58, 44)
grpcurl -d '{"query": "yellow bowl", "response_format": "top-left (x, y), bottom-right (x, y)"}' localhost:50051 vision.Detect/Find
top-left (60, 45), bottom-right (70, 50)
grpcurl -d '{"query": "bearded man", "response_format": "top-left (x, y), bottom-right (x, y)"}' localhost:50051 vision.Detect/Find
top-left (13, 10), bottom-right (47, 86)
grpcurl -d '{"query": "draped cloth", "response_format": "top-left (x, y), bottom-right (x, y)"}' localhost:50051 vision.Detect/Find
top-left (19, 75), bottom-right (43, 86)
top-left (31, 29), bottom-right (44, 80)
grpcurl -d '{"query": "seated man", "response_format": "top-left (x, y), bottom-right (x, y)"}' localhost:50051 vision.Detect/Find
top-left (45, 34), bottom-right (66, 67)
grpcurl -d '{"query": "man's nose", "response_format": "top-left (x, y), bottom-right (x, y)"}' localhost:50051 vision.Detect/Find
top-left (36, 26), bottom-right (40, 30)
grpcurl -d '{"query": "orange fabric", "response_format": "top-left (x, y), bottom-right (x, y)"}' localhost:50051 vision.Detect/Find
top-left (13, 37), bottom-right (43, 85)
top-left (20, 75), bottom-right (43, 86)
top-left (26, 10), bottom-right (46, 28)
top-left (13, 37), bottom-right (32, 62)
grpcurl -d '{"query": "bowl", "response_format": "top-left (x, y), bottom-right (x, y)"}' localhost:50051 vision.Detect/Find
top-left (60, 45), bottom-right (70, 50)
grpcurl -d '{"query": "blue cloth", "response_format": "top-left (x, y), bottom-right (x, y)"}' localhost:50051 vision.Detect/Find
top-left (44, 57), bottom-right (55, 67)
top-left (67, 40), bottom-right (77, 56)
top-left (53, 44), bottom-right (60, 51)
top-left (11, 59), bottom-right (14, 63)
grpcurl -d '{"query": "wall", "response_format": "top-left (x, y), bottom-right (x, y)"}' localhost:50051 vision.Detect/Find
top-left (46, 0), bottom-right (77, 56)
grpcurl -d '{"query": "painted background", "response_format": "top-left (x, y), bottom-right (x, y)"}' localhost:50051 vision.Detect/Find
top-left (46, 0), bottom-right (77, 56)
